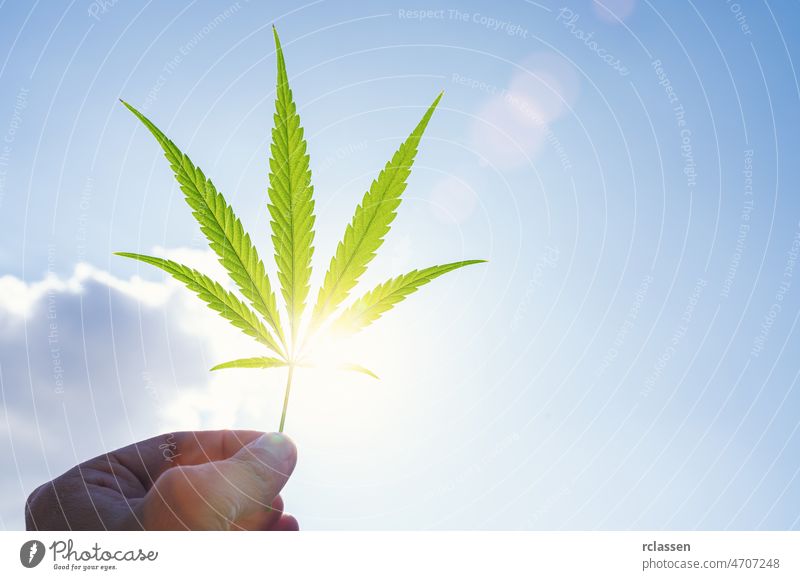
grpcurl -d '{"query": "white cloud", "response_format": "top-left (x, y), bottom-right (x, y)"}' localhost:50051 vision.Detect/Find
top-left (0, 249), bottom-right (279, 529)
top-left (0, 263), bottom-right (170, 318)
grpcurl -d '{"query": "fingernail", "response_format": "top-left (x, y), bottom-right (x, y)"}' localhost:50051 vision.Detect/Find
top-left (248, 432), bottom-right (297, 472)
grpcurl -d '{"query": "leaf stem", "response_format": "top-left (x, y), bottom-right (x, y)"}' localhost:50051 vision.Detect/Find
top-left (278, 364), bottom-right (295, 433)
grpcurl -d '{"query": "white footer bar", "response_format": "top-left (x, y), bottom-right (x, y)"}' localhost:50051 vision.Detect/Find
top-left (1, 531), bottom-right (797, 579)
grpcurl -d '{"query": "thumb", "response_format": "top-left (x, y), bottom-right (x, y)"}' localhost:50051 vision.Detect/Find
top-left (215, 432), bottom-right (297, 522)
top-left (139, 432), bottom-right (297, 530)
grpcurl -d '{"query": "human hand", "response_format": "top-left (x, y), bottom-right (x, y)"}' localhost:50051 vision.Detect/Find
top-left (25, 430), bottom-right (299, 531)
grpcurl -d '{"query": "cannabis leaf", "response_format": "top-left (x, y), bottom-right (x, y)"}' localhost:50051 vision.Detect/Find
top-left (114, 253), bottom-right (284, 356)
top-left (119, 100), bottom-right (286, 353)
top-left (268, 26), bottom-right (315, 347)
top-left (116, 27), bottom-right (485, 432)
top-left (333, 260), bottom-right (486, 334)
top-left (210, 357), bottom-right (288, 371)
top-left (311, 92), bottom-right (443, 327)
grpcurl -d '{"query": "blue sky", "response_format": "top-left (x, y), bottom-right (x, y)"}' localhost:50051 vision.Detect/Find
top-left (2, 0), bottom-right (800, 530)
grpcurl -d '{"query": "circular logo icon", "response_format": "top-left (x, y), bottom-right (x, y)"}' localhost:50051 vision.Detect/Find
top-left (20, 540), bottom-right (45, 568)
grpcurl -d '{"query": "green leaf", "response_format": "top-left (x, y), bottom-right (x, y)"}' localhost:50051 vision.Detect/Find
top-left (294, 360), bottom-right (379, 380)
top-left (311, 92), bottom-right (443, 326)
top-left (268, 27), bottom-right (316, 344)
top-left (115, 252), bottom-right (285, 359)
top-left (340, 363), bottom-right (379, 380)
top-left (120, 100), bottom-right (286, 348)
top-left (334, 260), bottom-right (486, 334)
top-left (211, 356), bottom-right (288, 371)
